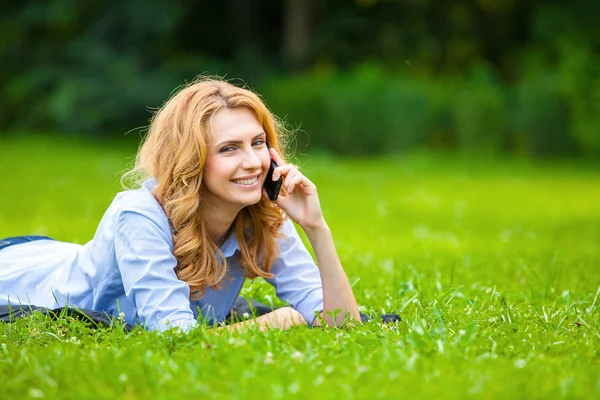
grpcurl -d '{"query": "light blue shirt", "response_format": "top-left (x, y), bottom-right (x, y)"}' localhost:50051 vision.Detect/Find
top-left (0, 179), bottom-right (324, 332)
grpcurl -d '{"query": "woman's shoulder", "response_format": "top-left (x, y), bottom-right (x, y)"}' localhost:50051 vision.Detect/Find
top-left (279, 218), bottom-right (301, 236)
top-left (276, 219), bottom-right (304, 249)
top-left (112, 178), bottom-right (169, 224)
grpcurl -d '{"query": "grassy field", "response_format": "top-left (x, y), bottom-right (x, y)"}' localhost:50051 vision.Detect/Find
top-left (1, 135), bottom-right (599, 399)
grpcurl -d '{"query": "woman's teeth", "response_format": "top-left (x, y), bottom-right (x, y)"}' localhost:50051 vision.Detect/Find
top-left (233, 177), bottom-right (258, 185)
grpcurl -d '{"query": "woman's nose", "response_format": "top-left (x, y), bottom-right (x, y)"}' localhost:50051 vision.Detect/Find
top-left (241, 148), bottom-right (263, 170)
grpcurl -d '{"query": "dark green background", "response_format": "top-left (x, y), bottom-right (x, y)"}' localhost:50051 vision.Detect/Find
top-left (1, 0), bottom-right (599, 156)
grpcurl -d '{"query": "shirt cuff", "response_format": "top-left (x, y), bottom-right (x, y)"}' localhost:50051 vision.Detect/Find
top-left (294, 290), bottom-right (324, 327)
top-left (152, 317), bottom-right (198, 333)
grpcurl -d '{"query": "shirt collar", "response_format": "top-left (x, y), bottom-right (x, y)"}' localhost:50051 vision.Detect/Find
top-left (220, 228), bottom-right (240, 258)
top-left (144, 177), bottom-right (240, 258)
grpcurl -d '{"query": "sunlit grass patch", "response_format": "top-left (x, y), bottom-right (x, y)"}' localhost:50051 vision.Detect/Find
top-left (0, 135), bottom-right (599, 399)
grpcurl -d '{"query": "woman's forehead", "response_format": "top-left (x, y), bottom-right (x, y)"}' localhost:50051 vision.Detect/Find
top-left (209, 108), bottom-right (264, 144)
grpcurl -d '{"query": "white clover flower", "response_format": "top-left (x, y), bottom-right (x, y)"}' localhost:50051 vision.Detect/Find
top-left (227, 337), bottom-right (246, 347)
top-left (264, 351), bottom-right (275, 364)
top-left (290, 351), bottom-right (304, 362)
top-left (69, 336), bottom-right (80, 345)
top-left (313, 375), bottom-right (324, 386)
top-left (29, 388), bottom-right (44, 398)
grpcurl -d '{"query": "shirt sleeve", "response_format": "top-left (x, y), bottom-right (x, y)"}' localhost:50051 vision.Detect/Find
top-left (265, 219), bottom-right (324, 326)
top-left (114, 209), bottom-right (198, 332)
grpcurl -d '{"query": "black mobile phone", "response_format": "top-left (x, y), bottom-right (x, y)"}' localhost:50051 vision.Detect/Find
top-left (264, 143), bottom-right (282, 201)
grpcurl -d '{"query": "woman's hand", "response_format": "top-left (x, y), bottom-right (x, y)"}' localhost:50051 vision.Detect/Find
top-left (263, 148), bottom-right (326, 232)
top-left (220, 307), bottom-right (307, 332)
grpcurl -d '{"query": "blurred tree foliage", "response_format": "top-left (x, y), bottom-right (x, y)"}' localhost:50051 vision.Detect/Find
top-left (1, 0), bottom-right (599, 156)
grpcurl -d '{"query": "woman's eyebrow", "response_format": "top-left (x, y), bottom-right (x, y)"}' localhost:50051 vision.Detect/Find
top-left (216, 132), bottom-right (266, 147)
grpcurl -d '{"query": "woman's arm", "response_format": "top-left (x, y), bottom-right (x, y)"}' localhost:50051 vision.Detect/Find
top-left (304, 222), bottom-right (360, 327)
top-left (220, 307), bottom-right (306, 332)
top-left (266, 148), bottom-right (360, 327)
top-left (115, 209), bottom-right (198, 332)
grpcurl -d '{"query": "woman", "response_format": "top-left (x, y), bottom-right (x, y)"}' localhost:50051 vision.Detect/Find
top-left (0, 77), bottom-right (360, 332)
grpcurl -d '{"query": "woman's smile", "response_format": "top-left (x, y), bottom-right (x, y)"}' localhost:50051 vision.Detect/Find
top-left (231, 174), bottom-right (261, 187)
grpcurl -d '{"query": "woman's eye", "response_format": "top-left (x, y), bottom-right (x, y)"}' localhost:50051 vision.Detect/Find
top-left (220, 146), bottom-right (235, 153)
top-left (253, 139), bottom-right (266, 147)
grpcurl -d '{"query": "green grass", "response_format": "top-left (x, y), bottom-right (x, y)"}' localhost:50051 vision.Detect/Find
top-left (1, 135), bottom-right (599, 399)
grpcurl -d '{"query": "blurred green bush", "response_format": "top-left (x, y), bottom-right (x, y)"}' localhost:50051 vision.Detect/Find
top-left (264, 58), bottom-right (599, 157)
top-left (2, 1), bottom-right (600, 158)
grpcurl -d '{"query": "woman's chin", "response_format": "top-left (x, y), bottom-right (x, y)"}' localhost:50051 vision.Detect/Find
top-left (235, 193), bottom-right (263, 208)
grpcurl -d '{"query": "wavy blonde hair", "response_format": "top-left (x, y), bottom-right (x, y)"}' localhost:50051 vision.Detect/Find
top-left (122, 76), bottom-right (290, 300)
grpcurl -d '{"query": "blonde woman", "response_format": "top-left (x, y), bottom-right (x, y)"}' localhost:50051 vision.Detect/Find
top-left (0, 77), bottom-right (360, 332)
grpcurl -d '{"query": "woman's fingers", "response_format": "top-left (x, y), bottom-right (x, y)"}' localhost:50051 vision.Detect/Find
top-left (285, 170), bottom-right (303, 193)
top-left (272, 164), bottom-right (297, 181)
top-left (267, 153), bottom-right (317, 194)
top-left (286, 169), bottom-right (316, 194)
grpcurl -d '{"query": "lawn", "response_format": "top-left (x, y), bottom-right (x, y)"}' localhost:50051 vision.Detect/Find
top-left (1, 135), bottom-right (599, 399)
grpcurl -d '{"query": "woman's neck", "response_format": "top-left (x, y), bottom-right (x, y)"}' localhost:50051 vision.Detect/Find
top-left (205, 205), bottom-right (240, 245)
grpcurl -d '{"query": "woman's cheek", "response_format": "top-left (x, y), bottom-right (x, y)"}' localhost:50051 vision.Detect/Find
top-left (262, 151), bottom-right (271, 171)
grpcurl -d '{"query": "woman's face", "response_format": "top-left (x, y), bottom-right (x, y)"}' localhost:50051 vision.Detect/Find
top-left (203, 107), bottom-right (271, 213)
